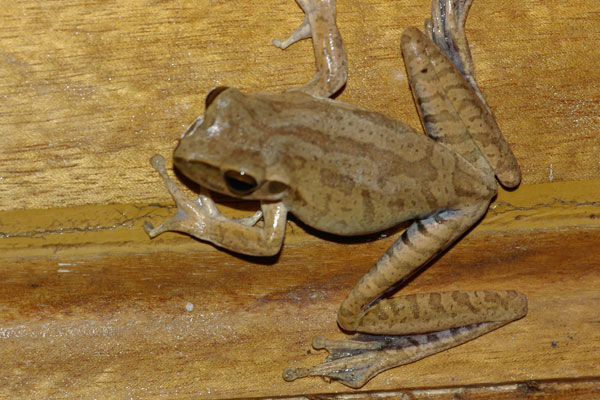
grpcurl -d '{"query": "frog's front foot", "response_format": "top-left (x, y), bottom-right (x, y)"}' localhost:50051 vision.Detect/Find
top-left (144, 154), bottom-right (212, 238)
top-left (146, 154), bottom-right (285, 256)
top-left (272, 0), bottom-right (346, 98)
top-left (272, 0), bottom-right (325, 49)
top-left (145, 154), bottom-right (263, 240)
top-left (272, 15), bottom-right (311, 50)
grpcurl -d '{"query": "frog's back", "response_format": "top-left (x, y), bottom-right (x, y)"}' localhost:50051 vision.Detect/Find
top-left (251, 92), bottom-right (494, 235)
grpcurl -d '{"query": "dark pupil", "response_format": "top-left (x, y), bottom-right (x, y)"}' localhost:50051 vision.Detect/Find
top-left (224, 170), bottom-right (258, 195)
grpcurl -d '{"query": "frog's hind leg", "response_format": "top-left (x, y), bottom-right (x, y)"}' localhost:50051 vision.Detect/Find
top-left (402, 0), bottom-right (521, 188)
top-left (427, 0), bottom-right (477, 94)
top-left (284, 205), bottom-right (527, 388)
top-left (284, 320), bottom-right (509, 388)
top-left (284, 289), bottom-right (525, 388)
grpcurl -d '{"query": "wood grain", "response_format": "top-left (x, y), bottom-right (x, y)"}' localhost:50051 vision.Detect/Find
top-left (1, 0), bottom-right (599, 211)
top-left (1, 179), bottom-right (600, 398)
top-left (2, 225), bottom-right (600, 398)
top-left (2, 179), bottom-right (599, 259)
top-left (1, 0), bottom-right (600, 398)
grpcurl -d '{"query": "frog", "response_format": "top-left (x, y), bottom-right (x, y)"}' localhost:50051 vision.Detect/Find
top-left (144, 0), bottom-right (527, 388)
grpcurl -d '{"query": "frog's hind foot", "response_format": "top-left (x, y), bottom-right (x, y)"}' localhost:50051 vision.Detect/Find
top-left (283, 321), bottom-right (508, 388)
top-left (427, 0), bottom-right (478, 92)
top-left (283, 334), bottom-right (393, 388)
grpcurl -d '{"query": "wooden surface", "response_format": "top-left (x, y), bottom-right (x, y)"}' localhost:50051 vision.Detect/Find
top-left (1, 0), bottom-right (600, 398)
top-left (2, 180), bottom-right (600, 398)
top-left (1, 0), bottom-right (600, 210)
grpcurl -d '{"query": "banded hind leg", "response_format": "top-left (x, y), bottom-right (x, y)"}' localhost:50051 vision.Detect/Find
top-left (404, 0), bottom-right (521, 187)
top-left (283, 200), bottom-right (527, 388)
top-left (283, 0), bottom-right (526, 389)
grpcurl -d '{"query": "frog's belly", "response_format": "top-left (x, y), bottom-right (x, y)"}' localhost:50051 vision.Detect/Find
top-left (285, 166), bottom-right (494, 236)
top-left (285, 188), bottom-right (444, 236)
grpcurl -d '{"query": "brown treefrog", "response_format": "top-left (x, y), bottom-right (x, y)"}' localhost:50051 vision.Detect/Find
top-left (145, 0), bottom-right (527, 388)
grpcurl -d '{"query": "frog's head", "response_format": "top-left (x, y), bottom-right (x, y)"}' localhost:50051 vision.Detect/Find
top-left (173, 87), bottom-right (290, 201)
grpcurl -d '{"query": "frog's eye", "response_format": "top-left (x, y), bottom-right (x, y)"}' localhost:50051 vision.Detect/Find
top-left (223, 170), bottom-right (258, 195)
top-left (205, 86), bottom-right (229, 109)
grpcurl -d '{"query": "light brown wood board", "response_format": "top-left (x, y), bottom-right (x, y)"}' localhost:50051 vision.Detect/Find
top-left (1, 0), bottom-right (599, 211)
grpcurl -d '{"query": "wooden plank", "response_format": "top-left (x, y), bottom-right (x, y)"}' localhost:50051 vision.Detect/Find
top-left (1, 180), bottom-right (599, 397)
top-left (1, 0), bottom-right (599, 211)
top-left (1, 179), bottom-right (600, 259)
top-left (312, 379), bottom-right (600, 399)
top-left (1, 227), bottom-right (599, 397)
top-left (1, 0), bottom-right (600, 397)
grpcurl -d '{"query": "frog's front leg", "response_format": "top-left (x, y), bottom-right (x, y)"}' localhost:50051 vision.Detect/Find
top-left (144, 155), bottom-right (288, 256)
top-left (273, 0), bottom-right (347, 98)
top-left (284, 203), bottom-right (527, 388)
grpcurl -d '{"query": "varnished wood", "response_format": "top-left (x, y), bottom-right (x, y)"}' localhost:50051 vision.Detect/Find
top-left (2, 179), bottom-right (599, 259)
top-left (1, 0), bottom-right (600, 397)
top-left (2, 228), bottom-right (600, 397)
top-left (0, 0), bottom-right (599, 210)
top-left (1, 180), bottom-right (600, 397)
top-left (2, 228), bottom-right (600, 398)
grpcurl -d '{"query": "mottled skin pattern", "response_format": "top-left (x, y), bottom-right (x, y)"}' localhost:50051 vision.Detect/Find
top-left (145, 0), bottom-right (527, 388)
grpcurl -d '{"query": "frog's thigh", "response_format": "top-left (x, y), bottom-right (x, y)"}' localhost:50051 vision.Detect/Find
top-left (401, 27), bottom-right (520, 187)
top-left (285, 203), bottom-right (526, 388)
top-left (401, 28), bottom-right (489, 173)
